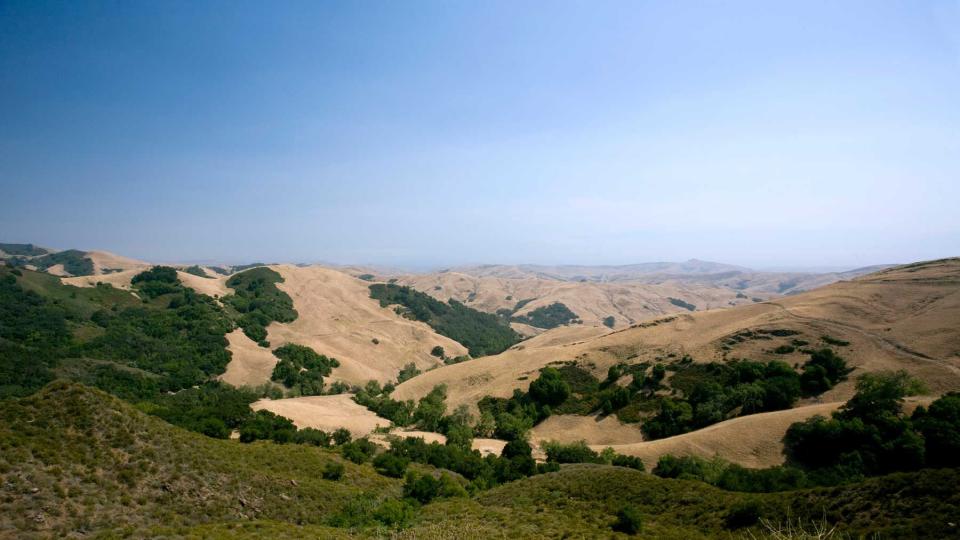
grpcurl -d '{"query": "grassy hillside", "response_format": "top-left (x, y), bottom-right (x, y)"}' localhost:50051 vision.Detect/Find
top-left (411, 464), bottom-right (960, 539)
top-left (0, 382), bottom-right (398, 537)
top-left (3, 382), bottom-right (958, 539)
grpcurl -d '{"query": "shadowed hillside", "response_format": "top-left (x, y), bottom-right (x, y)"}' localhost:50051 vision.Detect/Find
top-left (0, 382), bottom-right (397, 537)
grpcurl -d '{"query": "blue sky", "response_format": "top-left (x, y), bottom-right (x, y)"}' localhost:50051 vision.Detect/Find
top-left (1, 1), bottom-right (958, 269)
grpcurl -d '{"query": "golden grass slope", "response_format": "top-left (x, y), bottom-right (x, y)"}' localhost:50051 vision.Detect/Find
top-left (394, 258), bottom-right (960, 413)
top-left (597, 397), bottom-right (934, 468)
top-left (86, 250), bottom-right (152, 274)
top-left (252, 394), bottom-right (389, 437)
top-left (62, 268), bottom-right (231, 298)
top-left (263, 265), bottom-right (468, 387)
top-left (219, 329), bottom-right (280, 387)
top-left (398, 271), bottom-right (759, 329)
top-left (63, 262), bottom-right (469, 389)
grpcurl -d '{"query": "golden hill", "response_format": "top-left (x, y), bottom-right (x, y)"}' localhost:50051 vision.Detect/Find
top-left (394, 258), bottom-right (960, 413)
top-left (63, 263), bottom-right (469, 389)
top-left (397, 271), bottom-right (760, 331)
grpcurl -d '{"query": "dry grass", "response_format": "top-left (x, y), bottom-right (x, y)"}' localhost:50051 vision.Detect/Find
top-left (397, 259), bottom-right (960, 411)
top-left (251, 393), bottom-right (389, 437)
top-left (219, 329), bottom-right (280, 387)
top-left (264, 265), bottom-right (468, 386)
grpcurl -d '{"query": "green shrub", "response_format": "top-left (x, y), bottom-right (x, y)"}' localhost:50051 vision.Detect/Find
top-left (611, 453), bottom-right (645, 471)
top-left (372, 498), bottom-right (416, 526)
top-left (528, 367), bottom-right (570, 407)
top-left (397, 362), bottom-right (422, 383)
top-left (341, 438), bottom-right (378, 464)
top-left (543, 440), bottom-right (601, 464)
top-left (183, 265), bottom-right (209, 278)
top-left (821, 335), bottom-right (850, 346)
top-left (725, 500), bottom-right (761, 529)
top-left (413, 385), bottom-right (448, 431)
top-left (238, 409), bottom-right (296, 443)
top-left (332, 428), bottom-right (352, 445)
top-left (913, 392), bottom-right (960, 468)
top-left (223, 267), bottom-right (297, 345)
top-left (612, 504), bottom-right (643, 535)
top-left (373, 452), bottom-right (410, 478)
top-left (667, 297), bottom-right (696, 311)
top-left (131, 266), bottom-right (181, 298)
top-left (785, 371), bottom-right (926, 476)
top-left (292, 428), bottom-right (331, 447)
top-left (512, 302), bottom-right (578, 329)
top-left (603, 315), bottom-right (616, 328)
top-left (322, 461), bottom-right (344, 480)
top-left (369, 283), bottom-right (520, 356)
top-left (270, 343), bottom-right (339, 395)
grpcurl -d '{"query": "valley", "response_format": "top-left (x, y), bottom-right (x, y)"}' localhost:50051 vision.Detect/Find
top-left (2, 244), bottom-right (959, 538)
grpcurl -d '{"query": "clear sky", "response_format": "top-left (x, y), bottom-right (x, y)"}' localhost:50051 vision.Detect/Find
top-left (2, 1), bottom-right (958, 270)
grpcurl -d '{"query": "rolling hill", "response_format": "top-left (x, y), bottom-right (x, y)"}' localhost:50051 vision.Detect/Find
top-left (55, 262), bottom-right (469, 389)
top-left (390, 260), bottom-right (891, 333)
top-left (392, 258), bottom-right (960, 464)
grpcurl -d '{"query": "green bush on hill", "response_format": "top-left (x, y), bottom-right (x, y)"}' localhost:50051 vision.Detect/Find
top-left (354, 380), bottom-right (416, 426)
top-left (0, 242), bottom-right (49, 256)
top-left (270, 343), bottom-right (339, 395)
top-left (17, 249), bottom-right (95, 276)
top-left (476, 351), bottom-right (852, 442)
top-left (512, 302), bottom-right (579, 329)
top-left (183, 265), bottom-right (210, 278)
top-left (369, 283), bottom-right (520, 356)
top-left (667, 297), bottom-right (696, 311)
top-left (784, 371), bottom-right (945, 479)
top-left (130, 265), bottom-right (181, 298)
top-left (223, 267), bottom-right (298, 346)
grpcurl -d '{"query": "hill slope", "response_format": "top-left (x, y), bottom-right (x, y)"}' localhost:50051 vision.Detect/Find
top-left (4, 383), bottom-right (957, 539)
top-left (262, 265), bottom-right (468, 386)
top-left (393, 258), bottom-right (960, 464)
top-left (0, 382), bottom-right (397, 538)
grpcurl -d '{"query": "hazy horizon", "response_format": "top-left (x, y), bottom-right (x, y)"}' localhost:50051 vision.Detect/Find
top-left (3, 2), bottom-right (958, 269)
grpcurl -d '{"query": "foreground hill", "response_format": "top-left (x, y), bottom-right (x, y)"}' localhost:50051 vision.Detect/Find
top-left (2, 382), bottom-right (957, 539)
top-left (0, 382), bottom-right (396, 538)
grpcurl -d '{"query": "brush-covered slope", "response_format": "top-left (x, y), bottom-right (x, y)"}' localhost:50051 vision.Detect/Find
top-left (0, 382), bottom-right (398, 538)
top-left (409, 464), bottom-right (960, 540)
top-left (2, 383), bottom-right (957, 539)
